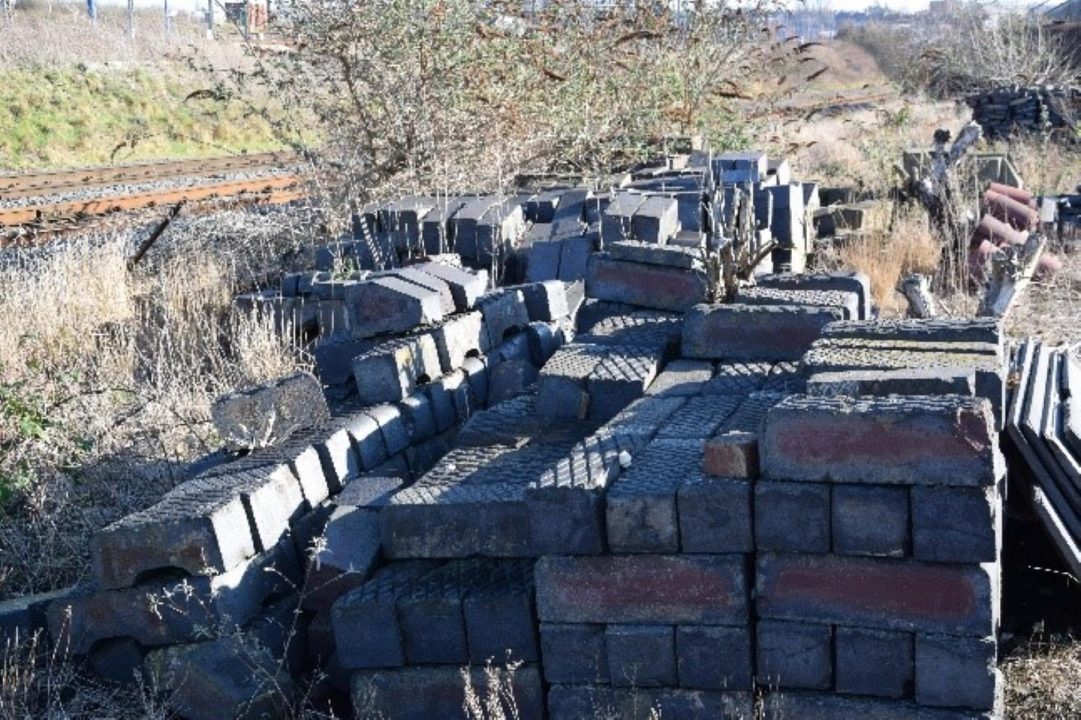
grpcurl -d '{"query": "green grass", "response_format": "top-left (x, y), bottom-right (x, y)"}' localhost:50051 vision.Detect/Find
top-left (0, 64), bottom-right (283, 170)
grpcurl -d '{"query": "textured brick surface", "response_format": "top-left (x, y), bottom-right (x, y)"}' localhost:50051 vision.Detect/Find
top-left (352, 335), bottom-right (442, 406)
top-left (609, 240), bottom-right (703, 269)
top-left (211, 371), bottom-right (329, 450)
top-left (463, 559), bottom-right (538, 664)
top-left (836, 627), bottom-right (914, 698)
top-left (586, 346), bottom-right (664, 422)
top-left (682, 303), bottom-right (843, 361)
top-left (756, 553), bottom-right (998, 636)
top-left (417, 262), bottom-right (487, 311)
top-left (676, 625), bottom-right (753, 691)
top-left (586, 255), bottom-right (710, 312)
top-left (428, 311), bottom-right (487, 372)
top-left (535, 555), bottom-right (748, 624)
top-left (302, 506), bottom-right (380, 614)
top-left (703, 431), bottom-right (759, 478)
top-left (607, 439), bottom-right (703, 553)
top-left (477, 289), bottom-right (531, 347)
top-left (755, 481), bottom-right (831, 553)
top-left (351, 665), bottom-right (544, 720)
top-left (382, 267), bottom-right (456, 315)
top-left (678, 476), bottom-right (753, 553)
top-left (915, 634), bottom-right (999, 710)
top-left (912, 485), bottom-right (1001, 564)
top-left (738, 285), bottom-right (859, 321)
top-left (758, 270), bottom-right (873, 320)
top-left (606, 624), bottom-right (676, 687)
top-left (832, 484), bottom-right (910, 558)
top-left (646, 359), bottom-right (714, 397)
top-left (757, 620), bottom-right (833, 690)
top-left (807, 368), bottom-right (977, 399)
top-left (762, 395), bottom-right (1001, 487)
top-left (657, 395), bottom-right (742, 440)
top-left (536, 344), bottom-right (607, 419)
top-left (631, 196), bottom-right (680, 243)
top-left (821, 317), bottom-right (1001, 345)
top-left (539, 623), bottom-right (608, 684)
top-left (343, 277), bottom-right (444, 339)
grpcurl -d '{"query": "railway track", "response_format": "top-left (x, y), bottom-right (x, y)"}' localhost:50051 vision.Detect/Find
top-left (0, 151), bottom-right (298, 200)
top-left (0, 154), bottom-right (306, 248)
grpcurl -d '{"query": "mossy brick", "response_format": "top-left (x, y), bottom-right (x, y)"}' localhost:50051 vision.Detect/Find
top-left (646, 359), bottom-right (714, 397)
top-left (463, 559), bottom-right (538, 664)
top-left (758, 270), bottom-right (873, 319)
top-left (836, 627), bottom-right (914, 698)
top-left (677, 476), bottom-right (753, 553)
top-left (416, 262), bottom-right (487, 312)
top-left (916, 634), bottom-right (1000, 711)
top-left (762, 394), bottom-right (1002, 486)
top-left (540, 623), bottom-right (607, 684)
top-left (606, 624), bottom-right (676, 687)
top-left (631, 195), bottom-right (680, 243)
top-left (476, 288), bottom-right (530, 347)
top-left (302, 506), bottom-right (380, 614)
top-left (756, 620), bottom-right (832, 690)
top-left (145, 634), bottom-right (292, 720)
top-left (91, 482), bottom-right (256, 590)
top-left (912, 485), bottom-right (1001, 564)
top-left (425, 312), bottom-right (487, 373)
top-left (832, 484), bottom-right (910, 558)
top-left (676, 625), bottom-right (753, 691)
top-left (606, 438), bottom-right (704, 553)
top-left (682, 303), bottom-right (843, 361)
top-left (342, 276), bottom-right (444, 339)
top-left (381, 267), bottom-right (456, 315)
top-left (53, 539), bottom-right (296, 654)
top-left (548, 685), bottom-right (753, 720)
top-left (352, 335), bottom-right (442, 406)
top-left (703, 431), bottom-right (759, 478)
top-left (738, 285), bottom-right (859, 320)
top-left (351, 665), bottom-right (544, 720)
top-left (756, 553), bottom-right (999, 637)
top-left (807, 368), bottom-right (977, 398)
top-left (586, 254), bottom-right (710, 312)
top-left (755, 481), bottom-right (831, 553)
top-left (535, 554), bottom-right (748, 624)
top-left (331, 560), bottom-right (440, 669)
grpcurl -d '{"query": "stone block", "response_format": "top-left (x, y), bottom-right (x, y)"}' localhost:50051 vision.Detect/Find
top-left (397, 392), bottom-right (437, 443)
top-left (820, 317), bottom-right (1002, 345)
top-left (341, 410), bottom-right (389, 471)
top-left (145, 634), bottom-right (292, 720)
top-left (302, 506), bottom-right (380, 614)
top-left (397, 560), bottom-right (491, 666)
top-left (211, 372), bottom-right (329, 451)
top-left (313, 426), bottom-right (360, 495)
top-left (417, 262), bottom-right (488, 312)
top-left (836, 627), bottom-right (914, 698)
top-left (313, 335), bottom-right (373, 395)
top-left (714, 151), bottom-right (767, 184)
top-left (833, 484), bottom-right (909, 558)
top-left (352, 335), bottom-right (442, 406)
top-left (463, 559), bottom-right (538, 664)
top-left (758, 271), bottom-right (873, 320)
top-left (525, 321), bottom-right (563, 367)
top-left (351, 665), bottom-right (544, 720)
top-left (762, 395), bottom-right (1002, 487)
top-left (606, 438), bottom-right (703, 553)
top-left (677, 476), bottom-right (753, 553)
top-left (755, 481), bottom-right (830, 553)
top-left (460, 355), bottom-right (490, 409)
top-left (420, 199), bottom-right (467, 255)
top-left (548, 685), bottom-right (754, 720)
top-left (477, 289), bottom-right (530, 347)
top-left (738, 285), bottom-right (859, 321)
top-left (703, 431), bottom-right (759, 478)
top-left (364, 404), bottom-right (411, 456)
top-left (682, 303), bottom-right (842, 361)
top-left (586, 255), bottom-right (709, 312)
top-left (586, 346), bottom-right (663, 421)
top-left (512, 280), bottom-right (570, 321)
top-left (676, 625), bottom-right (753, 691)
top-left (756, 620), bottom-right (832, 690)
top-left (331, 561), bottom-right (439, 669)
top-left (539, 623), bottom-right (608, 684)
top-left (915, 634), bottom-right (999, 710)
top-left (606, 624), bottom-right (676, 687)
top-left (760, 692), bottom-right (993, 720)
top-left (756, 553), bottom-right (999, 637)
top-left (342, 277), bottom-right (444, 339)
top-left (912, 486), bottom-right (1001, 564)
top-left (526, 238), bottom-right (563, 283)
top-left (646, 359), bottom-right (714, 397)
top-left (535, 554), bottom-right (747, 624)
top-left (336, 475), bottom-right (404, 507)
top-left (609, 240), bottom-right (703, 269)
top-left (381, 267), bottom-right (456, 315)
top-left (601, 193), bottom-right (647, 246)
top-left (428, 311), bottom-right (487, 373)
top-left (807, 368), bottom-right (978, 398)
top-left (557, 234), bottom-right (595, 283)
top-left (535, 344), bottom-right (607, 419)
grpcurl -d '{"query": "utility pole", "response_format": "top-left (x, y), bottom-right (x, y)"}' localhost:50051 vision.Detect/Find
top-left (127, 0), bottom-right (134, 39)
top-left (207, 0), bottom-right (214, 38)
top-left (164, 0), bottom-right (171, 35)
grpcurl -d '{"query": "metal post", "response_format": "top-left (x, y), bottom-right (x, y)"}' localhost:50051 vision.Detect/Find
top-left (207, 0), bottom-right (214, 37)
top-left (87, 0), bottom-right (97, 23)
top-left (164, 0), bottom-right (171, 35)
top-left (127, 0), bottom-right (134, 39)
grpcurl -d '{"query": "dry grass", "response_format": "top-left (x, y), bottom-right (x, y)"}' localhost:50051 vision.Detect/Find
top-left (1003, 635), bottom-right (1081, 718)
top-left (0, 207), bottom-right (317, 600)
